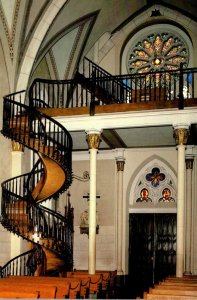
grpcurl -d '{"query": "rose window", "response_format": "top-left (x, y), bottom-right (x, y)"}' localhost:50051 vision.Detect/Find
top-left (127, 32), bottom-right (189, 86)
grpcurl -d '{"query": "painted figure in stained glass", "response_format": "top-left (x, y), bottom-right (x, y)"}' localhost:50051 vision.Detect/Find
top-left (136, 188), bottom-right (152, 202)
top-left (159, 188), bottom-right (175, 202)
top-left (146, 167), bottom-right (165, 187)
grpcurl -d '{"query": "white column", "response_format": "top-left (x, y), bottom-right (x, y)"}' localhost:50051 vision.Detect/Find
top-left (11, 142), bottom-right (24, 258)
top-left (86, 130), bottom-right (101, 274)
top-left (115, 156), bottom-right (125, 275)
top-left (173, 125), bottom-right (189, 277)
top-left (184, 157), bottom-right (194, 275)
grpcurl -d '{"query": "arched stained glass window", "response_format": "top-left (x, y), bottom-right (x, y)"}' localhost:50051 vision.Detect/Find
top-left (134, 165), bottom-right (176, 204)
top-left (127, 31), bottom-right (189, 74)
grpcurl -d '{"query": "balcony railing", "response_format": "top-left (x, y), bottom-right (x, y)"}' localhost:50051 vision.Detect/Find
top-left (28, 63), bottom-right (197, 115)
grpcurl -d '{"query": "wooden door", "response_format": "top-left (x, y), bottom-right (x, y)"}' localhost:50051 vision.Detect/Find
top-left (129, 213), bottom-right (176, 298)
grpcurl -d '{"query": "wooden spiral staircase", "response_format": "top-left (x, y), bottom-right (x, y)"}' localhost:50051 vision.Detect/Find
top-left (0, 90), bottom-right (73, 277)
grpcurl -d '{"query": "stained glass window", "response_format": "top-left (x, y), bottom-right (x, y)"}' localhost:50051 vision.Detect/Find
top-left (134, 165), bottom-right (176, 204)
top-left (127, 31), bottom-right (189, 87)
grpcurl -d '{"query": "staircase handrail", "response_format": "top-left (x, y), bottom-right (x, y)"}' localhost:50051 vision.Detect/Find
top-left (2, 95), bottom-right (72, 183)
top-left (1, 91), bottom-right (74, 267)
top-left (0, 245), bottom-right (46, 278)
top-left (1, 172), bottom-right (70, 223)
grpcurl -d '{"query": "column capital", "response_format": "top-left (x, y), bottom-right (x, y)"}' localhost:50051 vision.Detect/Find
top-left (185, 158), bottom-right (194, 170)
top-left (86, 130), bottom-right (102, 149)
top-left (115, 156), bottom-right (126, 172)
top-left (173, 126), bottom-right (189, 145)
top-left (12, 141), bottom-right (24, 152)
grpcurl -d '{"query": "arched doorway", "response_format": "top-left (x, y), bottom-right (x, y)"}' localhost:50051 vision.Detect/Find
top-left (127, 157), bottom-right (177, 298)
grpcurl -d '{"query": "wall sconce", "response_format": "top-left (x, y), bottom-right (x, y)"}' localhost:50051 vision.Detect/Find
top-left (80, 193), bottom-right (100, 235)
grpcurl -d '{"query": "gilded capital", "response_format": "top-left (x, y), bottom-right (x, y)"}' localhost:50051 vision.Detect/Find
top-left (173, 128), bottom-right (189, 145)
top-left (12, 141), bottom-right (24, 152)
top-left (86, 133), bottom-right (101, 149)
top-left (185, 158), bottom-right (194, 170)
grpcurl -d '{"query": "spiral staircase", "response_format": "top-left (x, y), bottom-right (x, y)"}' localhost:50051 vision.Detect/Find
top-left (0, 90), bottom-right (73, 277)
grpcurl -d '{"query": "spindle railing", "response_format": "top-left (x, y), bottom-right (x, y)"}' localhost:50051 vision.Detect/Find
top-left (29, 59), bottom-right (197, 115)
top-left (1, 89), bottom-right (73, 276)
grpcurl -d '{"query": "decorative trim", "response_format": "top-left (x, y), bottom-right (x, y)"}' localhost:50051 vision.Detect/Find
top-left (64, 24), bottom-right (84, 79)
top-left (0, 0), bottom-right (20, 60)
top-left (49, 49), bottom-right (59, 79)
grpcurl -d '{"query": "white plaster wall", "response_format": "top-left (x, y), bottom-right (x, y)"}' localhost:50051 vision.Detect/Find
top-left (70, 156), bottom-right (116, 270)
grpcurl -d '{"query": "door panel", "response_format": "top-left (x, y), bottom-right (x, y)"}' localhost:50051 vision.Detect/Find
top-left (129, 213), bottom-right (176, 298)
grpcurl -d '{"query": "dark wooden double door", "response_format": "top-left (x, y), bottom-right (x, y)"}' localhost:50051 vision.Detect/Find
top-left (129, 213), bottom-right (176, 298)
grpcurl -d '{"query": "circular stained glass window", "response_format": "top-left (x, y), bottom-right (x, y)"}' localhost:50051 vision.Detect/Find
top-left (127, 31), bottom-right (189, 74)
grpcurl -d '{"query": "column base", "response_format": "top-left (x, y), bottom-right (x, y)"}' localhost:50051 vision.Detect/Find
top-left (117, 270), bottom-right (124, 276)
top-left (183, 271), bottom-right (192, 276)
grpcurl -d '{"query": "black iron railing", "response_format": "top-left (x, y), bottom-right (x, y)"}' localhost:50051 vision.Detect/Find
top-left (2, 92), bottom-right (72, 187)
top-left (29, 60), bottom-right (197, 115)
top-left (0, 245), bottom-right (46, 278)
top-left (1, 90), bottom-right (74, 275)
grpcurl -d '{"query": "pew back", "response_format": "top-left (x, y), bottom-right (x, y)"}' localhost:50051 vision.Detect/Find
top-left (7, 276), bottom-right (82, 298)
top-left (0, 291), bottom-right (40, 298)
top-left (0, 281), bottom-right (57, 299)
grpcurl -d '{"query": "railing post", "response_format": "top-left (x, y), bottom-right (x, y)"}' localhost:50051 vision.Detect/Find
top-left (179, 62), bottom-right (184, 110)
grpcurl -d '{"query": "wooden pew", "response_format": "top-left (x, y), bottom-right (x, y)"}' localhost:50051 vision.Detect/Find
top-left (7, 276), bottom-right (83, 299)
top-left (145, 293), bottom-right (197, 300)
top-left (154, 283), bottom-right (197, 291)
top-left (149, 286), bottom-right (197, 297)
top-left (67, 272), bottom-right (103, 297)
top-left (0, 281), bottom-right (57, 299)
top-left (68, 270), bottom-right (112, 297)
top-left (165, 277), bottom-right (197, 283)
top-left (167, 276), bottom-right (197, 280)
top-left (159, 281), bottom-right (197, 287)
top-left (143, 276), bottom-right (197, 300)
top-left (0, 291), bottom-right (40, 298)
top-left (72, 269), bottom-right (117, 288)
